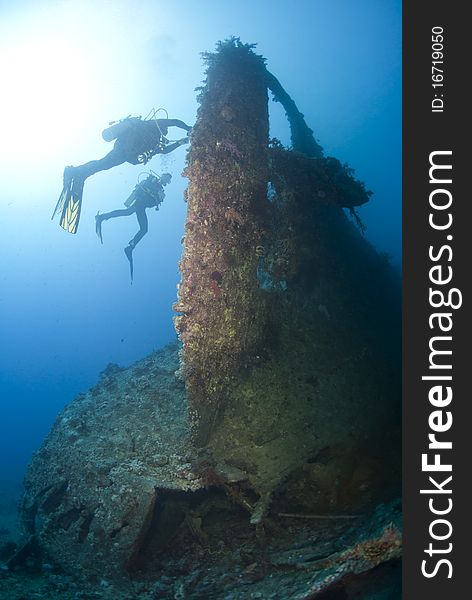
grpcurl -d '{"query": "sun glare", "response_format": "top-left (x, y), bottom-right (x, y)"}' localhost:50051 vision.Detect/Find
top-left (0, 29), bottom-right (99, 164)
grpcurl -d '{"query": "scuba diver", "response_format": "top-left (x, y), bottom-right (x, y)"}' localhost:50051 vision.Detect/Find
top-left (52, 114), bottom-right (191, 234)
top-left (95, 171), bottom-right (172, 282)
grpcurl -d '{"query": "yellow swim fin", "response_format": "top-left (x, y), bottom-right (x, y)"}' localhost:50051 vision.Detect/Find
top-left (59, 188), bottom-right (82, 234)
top-left (52, 167), bottom-right (83, 234)
top-left (51, 180), bottom-right (71, 221)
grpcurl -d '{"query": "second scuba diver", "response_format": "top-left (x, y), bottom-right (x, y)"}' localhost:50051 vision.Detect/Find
top-left (95, 172), bottom-right (172, 282)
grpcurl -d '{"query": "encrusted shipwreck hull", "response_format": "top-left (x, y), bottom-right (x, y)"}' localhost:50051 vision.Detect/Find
top-left (18, 40), bottom-right (401, 596)
top-left (20, 345), bottom-right (201, 580)
top-left (175, 40), bottom-right (401, 508)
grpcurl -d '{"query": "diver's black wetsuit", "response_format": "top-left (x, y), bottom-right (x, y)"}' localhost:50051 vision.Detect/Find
top-left (101, 205), bottom-right (149, 246)
top-left (97, 201), bottom-right (152, 249)
top-left (67, 118), bottom-right (191, 198)
top-left (95, 173), bottom-right (171, 281)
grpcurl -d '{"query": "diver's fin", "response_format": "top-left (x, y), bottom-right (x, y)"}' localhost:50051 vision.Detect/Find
top-left (59, 187), bottom-right (82, 234)
top-left (95, 212), bottom-right (103, 244)
top-left (52, 166), bottom-right (75, 220)
top-left (51, 180), bottom-right (71, 221)
top-left (124, 245), bottom-right (134, 283)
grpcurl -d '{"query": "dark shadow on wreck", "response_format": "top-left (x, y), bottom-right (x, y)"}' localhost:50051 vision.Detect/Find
top-left (1, 39), bottom-right (401, 600)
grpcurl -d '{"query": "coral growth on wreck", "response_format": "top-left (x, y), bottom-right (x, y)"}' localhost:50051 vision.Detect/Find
top-left (175, 40), bottom-right (272, 445)
top-left (175, 39), bottom-right (401, 515)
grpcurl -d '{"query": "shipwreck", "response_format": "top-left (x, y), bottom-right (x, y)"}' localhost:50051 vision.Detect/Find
top-left (13, 40), bottom-right (401, 599)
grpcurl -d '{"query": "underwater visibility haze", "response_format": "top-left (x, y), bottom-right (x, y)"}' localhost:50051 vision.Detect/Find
top-left (0, 1), bottom-right (401, 598)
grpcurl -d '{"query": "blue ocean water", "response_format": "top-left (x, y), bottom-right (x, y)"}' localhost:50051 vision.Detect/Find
top-left (0, 0), bottom-right (401, 494)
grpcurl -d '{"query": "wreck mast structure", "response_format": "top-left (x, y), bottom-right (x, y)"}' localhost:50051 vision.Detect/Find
top-left (175, 39), bottom-right (400, 507)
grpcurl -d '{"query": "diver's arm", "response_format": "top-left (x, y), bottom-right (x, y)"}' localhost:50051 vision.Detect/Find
top-left (137, 139), bottom-right (187, 163)
top-left (161, 138), bottom-right (189, 154)
top-left (159, 119), bottom-right (192, 133)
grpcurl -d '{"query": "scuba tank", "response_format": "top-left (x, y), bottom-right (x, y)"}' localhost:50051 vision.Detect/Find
top-left (102, 116), bottom-right (141, 142)
top-left (124, 187), bottom-right (138, 208)
top-left (124, 172), bottom-right (164, 208)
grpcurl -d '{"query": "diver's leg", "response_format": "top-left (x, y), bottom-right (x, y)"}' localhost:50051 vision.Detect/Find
top-left (129, 207), bottom-right (149, 248)
top-left (124, 208), bottom-right (148, 282)
top-left (124, 207), bottom-right (148, 255)
top-left (64, 147), bottom-right (129, 230)
top-left (67, 148), bottom-right (128, 201)
top-left (95, 206), bottom-right (135, 243)
top-left (101, 207), bottom-right (135, 220)
top-left (70, 148), bottom-right (127, 181)
top-left (58, 148), bottom-right (129, 235)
